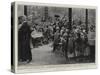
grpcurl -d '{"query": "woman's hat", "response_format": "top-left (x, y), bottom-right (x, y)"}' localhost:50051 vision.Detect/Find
top-left (54, 15), bottom-right (60, 18)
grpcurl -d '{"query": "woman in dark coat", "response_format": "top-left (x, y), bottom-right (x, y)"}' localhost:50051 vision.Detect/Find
top-left (18, 18), bottom-right (32, 63)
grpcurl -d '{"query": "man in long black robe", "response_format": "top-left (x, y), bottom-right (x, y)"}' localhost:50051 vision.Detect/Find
top-left (18, 21), bottom-right (32, 63)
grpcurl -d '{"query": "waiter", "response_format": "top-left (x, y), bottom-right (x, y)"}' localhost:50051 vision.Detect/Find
top-left (53, 27), bottom-right (60, 52)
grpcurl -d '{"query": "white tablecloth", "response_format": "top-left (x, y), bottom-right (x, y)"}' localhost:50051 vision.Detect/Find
top-left (31, 32), bottom-right (43, 38)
